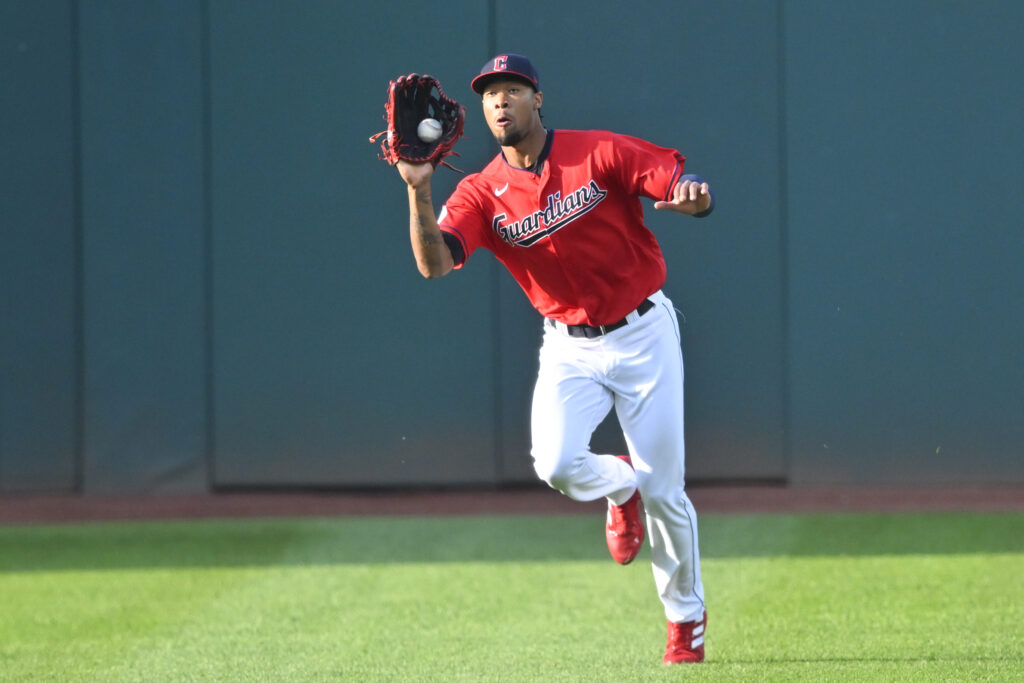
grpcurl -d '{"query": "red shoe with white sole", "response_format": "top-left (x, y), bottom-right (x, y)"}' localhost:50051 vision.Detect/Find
top-left (664, 611), bottom-right (707, 664)
top-left (605, 455), bottom-right (644, 565)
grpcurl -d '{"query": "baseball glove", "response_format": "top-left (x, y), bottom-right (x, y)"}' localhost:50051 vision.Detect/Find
top-left (369, 73), bottom-right (465, 171)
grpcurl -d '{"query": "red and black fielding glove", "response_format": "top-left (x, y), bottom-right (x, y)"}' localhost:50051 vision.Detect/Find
top-left (369, 73), bottom-right (465, 170)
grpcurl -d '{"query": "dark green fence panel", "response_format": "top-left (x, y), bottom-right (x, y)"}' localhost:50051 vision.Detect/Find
top-left (206, 0), bottom-right (499, 486)
top-left (491, 0), bottom-right (789, 481)
top-left (0, 0), bottom-right (78, 493)
top-left (77, 0), bottom-right (207, 492)
top-left (784, 1), bottom-right (1024, 483)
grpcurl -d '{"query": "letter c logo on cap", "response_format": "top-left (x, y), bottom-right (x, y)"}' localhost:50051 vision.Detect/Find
top-left (494, 56), bottom-right (508, 71)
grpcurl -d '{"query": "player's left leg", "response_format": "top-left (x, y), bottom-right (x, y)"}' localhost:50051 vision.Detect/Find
top-left (606, 291), bottom-right (706, 625)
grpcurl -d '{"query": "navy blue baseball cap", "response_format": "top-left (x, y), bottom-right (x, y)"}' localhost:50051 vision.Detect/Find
top-left (471, 54), bottom-right (540, 94)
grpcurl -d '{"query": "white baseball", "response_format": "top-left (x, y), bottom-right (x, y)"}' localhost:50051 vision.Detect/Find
top-left (417, 118), bottom-right (443, 143)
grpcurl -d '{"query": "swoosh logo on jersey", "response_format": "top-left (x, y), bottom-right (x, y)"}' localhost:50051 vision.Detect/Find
top-left (494, 182), bottom-right (509, 197)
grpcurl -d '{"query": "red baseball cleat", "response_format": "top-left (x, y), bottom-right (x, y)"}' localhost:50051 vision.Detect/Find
top-left (663, 611), bottom-right (707, 664)
top-left (605, 455), bottom-right (644, 565)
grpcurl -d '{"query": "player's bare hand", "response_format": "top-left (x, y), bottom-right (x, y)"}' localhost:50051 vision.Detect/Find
top-left (653, 179), bottom-right (712, 215)
top-left (397, 159), bottom-right (435, 189)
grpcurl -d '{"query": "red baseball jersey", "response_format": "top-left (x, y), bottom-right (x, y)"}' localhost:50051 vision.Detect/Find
top-left (439, 129), bottom-right (686, 326)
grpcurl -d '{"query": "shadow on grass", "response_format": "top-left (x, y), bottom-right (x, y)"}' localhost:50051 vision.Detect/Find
top-left (0, 513), bottom-right (1022, 572)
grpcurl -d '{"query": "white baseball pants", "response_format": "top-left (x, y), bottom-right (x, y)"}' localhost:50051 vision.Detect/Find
top-left (530, 289), bottom-right (706, 624)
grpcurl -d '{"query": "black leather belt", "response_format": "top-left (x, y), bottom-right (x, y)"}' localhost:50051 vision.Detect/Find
top-left (557, 298), bottom-right (655, 338)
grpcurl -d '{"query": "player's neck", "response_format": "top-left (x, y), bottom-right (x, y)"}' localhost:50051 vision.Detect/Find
top-left (502, 125), bottom-right (548, 170)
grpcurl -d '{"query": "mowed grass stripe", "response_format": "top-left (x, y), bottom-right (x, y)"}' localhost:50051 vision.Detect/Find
top-left (2, 512), bottom-right (1022, 570)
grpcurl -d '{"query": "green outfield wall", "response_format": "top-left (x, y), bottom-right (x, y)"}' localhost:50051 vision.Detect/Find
top-left (2, 0), bottom-right (1021, 493)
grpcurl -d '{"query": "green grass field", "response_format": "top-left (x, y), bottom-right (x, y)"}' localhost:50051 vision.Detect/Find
top-left (1, 512), bottom-right (1021, 681)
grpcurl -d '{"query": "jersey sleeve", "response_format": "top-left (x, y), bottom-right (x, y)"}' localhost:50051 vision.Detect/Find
top-left (607, 133), bottom-right (687, 203)
top-left (437, 178), bottom-right (491, 269)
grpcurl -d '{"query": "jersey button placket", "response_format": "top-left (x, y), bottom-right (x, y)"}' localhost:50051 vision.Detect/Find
top-left (538, 168), bottom-right (588, 322)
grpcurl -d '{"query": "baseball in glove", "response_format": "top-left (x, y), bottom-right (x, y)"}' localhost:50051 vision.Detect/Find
top-left (369, 73), bottom-right (465, 171)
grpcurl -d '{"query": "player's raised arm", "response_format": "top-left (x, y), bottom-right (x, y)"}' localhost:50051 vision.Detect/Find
top-left (397, 160), bottom-right (454, 279)
top-left (368, 73), bottom-right (464, 279)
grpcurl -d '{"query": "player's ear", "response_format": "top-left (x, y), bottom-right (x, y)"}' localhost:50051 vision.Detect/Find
top-left (534, 90), bottom-right (543, 110)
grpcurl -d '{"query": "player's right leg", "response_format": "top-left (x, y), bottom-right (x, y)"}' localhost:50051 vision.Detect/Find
top-left (528, 326), bottom-right (636, 504)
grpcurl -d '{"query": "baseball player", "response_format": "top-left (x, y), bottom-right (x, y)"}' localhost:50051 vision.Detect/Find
top-left (395, 54), bottom-right (713, 664)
